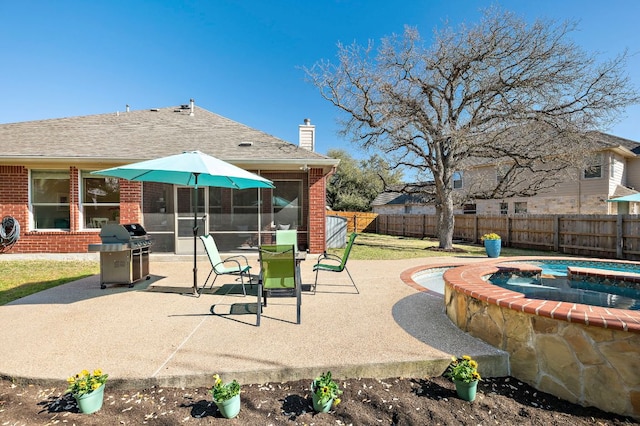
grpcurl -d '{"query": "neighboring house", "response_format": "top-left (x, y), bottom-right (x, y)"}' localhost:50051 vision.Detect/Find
top-left (371, 184), bottom-right (435, 215)
top-left (372, 132), bottom-right (640, 216)
top-left (0, 101), bottom-right (339, 254)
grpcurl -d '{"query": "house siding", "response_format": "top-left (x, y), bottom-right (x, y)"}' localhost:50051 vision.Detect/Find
top-left (372, 204), bottom-right (436, 215)
top-left (626, 158), bottom-right (640, 190)
top-left (372, 205), bottom-right (404, 215)
top-left (609, 153), bottom-right (626, 194)
top-left (0, 165), bottom-right (30, 244)
top-left (473, 163), bottom-right (615, 215)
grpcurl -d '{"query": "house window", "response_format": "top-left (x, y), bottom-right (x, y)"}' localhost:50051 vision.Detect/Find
top-left (208, 183), bottom-right (302, 234)
top-left (500, 202), bottom-right (508, 215)
top-left (31, 170), bottom-right (70, 229)
top-left (208, 187), bottom-right (224, 230)
top-left (233, 188), bottom-right (259, 231)
top-left (81, 172), bottom-right (120, 228)
top-left (583, 154), bottom-right (603, 179)
top-left (272, 180), bottom-right (303, 229)
top-left (496, 165), bottom-right (510, 183)
top-left (453, 171), bottom-right (463, 189)
top-left (514, 201), bottom-right (527, 214)
top-left (463, 204), bottom-right (476, 214)
top-left (610, 158), bottom-right (617, 178)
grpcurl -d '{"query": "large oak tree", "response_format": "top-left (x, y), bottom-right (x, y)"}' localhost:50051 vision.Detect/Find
top-left (306, 8), bottom-right (639, 249)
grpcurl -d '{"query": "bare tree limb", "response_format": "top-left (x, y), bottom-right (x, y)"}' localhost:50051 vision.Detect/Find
top-left (304, 7), bottom-right (640, 249)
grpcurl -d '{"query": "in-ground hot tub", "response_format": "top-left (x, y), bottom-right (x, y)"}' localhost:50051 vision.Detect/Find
top-left (441, 257), bottom-right (640, 419)
top-left (486, 259), bottom-right (640, 310)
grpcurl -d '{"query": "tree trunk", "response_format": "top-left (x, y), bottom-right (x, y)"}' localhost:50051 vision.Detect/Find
top-left (438, 193), bottom-right (455, 250)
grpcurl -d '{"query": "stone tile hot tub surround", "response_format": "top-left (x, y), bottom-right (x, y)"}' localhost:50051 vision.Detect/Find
top-left (443, 257), bottom-right (640, 419)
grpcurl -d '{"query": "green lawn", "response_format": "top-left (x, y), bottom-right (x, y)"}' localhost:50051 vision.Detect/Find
top-left (328, 232), bottom-right (552, 260)
top-left (0, 260), bottom-right (99, 305)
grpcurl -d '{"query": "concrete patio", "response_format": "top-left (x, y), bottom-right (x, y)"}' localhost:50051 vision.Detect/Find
top-left (0, 254), bottom-right (508, 389)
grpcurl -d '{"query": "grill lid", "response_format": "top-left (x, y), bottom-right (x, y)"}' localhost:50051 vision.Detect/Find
top-left (123, 223), bottom-right (147, 237)
top-left (99, 223), bottom-right (148, 243)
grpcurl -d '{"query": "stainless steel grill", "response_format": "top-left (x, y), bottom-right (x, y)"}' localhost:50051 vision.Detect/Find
top-left (88, 223), bottom-right (153, 289)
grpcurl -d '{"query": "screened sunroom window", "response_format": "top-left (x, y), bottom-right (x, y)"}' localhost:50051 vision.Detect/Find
top-left (81, 172), bottom-right (120, 228)
top-left (233, 188), bottom-right (259, 231)
top-left (31, 170), bottom-right (70, 229)
top-left (273, 180), bottom-right (303, 229)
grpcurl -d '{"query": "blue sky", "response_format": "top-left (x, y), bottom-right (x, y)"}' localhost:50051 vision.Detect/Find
top-left (1, 1), bottom-right (639, 157)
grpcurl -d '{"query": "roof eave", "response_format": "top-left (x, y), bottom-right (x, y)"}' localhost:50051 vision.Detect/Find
top-left (606, 145), bottom-right (637, 158)
top-left (232, 158), bottom-right (340, 174)
top-left (0, 156), bottom-right (341, 174)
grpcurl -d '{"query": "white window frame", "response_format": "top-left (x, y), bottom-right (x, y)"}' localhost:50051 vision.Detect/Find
top-left (610, 158), bottom-right (617, 179)
top-left (453, 171), bottom-right (463, 189)
top-left (514, 201), bottom-right (528, 214)
top-left (583, 154), bottom-right (603, 179)
top-left (272, 179), bottom-right (304, 229)
top-left (80, 170), bottom-right (121, 230)
top-left (29, 169), bottom-right (71, 230)
top-left (496, 165), bottom-right (510, 183)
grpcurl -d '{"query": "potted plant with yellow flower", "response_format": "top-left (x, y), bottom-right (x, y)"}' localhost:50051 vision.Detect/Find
top-left (209, 374), bottom-right (241, 419)
top-left (481, 233), bottom-right (501, 258)
top-left (311, 371), bottom-right (343, 413)
top-left (66, 369), bottom-right (109, 414)
top-left (444, 355), bottom-right (482, 401)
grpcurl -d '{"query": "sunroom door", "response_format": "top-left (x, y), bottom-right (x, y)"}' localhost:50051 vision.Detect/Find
top-left (175, 186), bottom-right (207, 254)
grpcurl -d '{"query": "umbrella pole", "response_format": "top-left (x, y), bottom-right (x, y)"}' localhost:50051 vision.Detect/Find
top-left (192, 174), bottom-right (200, 296)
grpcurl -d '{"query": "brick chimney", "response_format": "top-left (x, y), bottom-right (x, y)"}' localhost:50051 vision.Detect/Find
top-left (298, 118), bottom-right (315, 151)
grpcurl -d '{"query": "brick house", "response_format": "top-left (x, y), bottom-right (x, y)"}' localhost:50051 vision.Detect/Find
top-left (0, 101), bottom-right (339, 254)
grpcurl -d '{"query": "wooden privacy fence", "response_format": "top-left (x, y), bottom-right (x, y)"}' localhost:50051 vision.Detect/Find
top-left (375, 214), bottom-right (640, 261)
top-left (326, 211), bottom-right (378, 233)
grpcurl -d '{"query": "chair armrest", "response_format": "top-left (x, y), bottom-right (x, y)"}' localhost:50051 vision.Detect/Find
top-left (223, 254), bottom-right (250, 266)
top-left (213, 259), bottom-right (242, 270)
top-left (316, 252), bottom-right (342, 264)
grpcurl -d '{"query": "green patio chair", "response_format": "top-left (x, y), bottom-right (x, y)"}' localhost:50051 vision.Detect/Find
top-left (257, 244), bottom-right (301, 326)
top-left (276, 229), bottom-right (298, 252)
top-left (312, 232), bottom-right (359, 294)
top-left (199, 234), bottom-right (252, 295)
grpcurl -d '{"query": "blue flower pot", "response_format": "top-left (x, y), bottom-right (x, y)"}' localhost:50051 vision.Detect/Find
top-left (484, 239), bottom-right (501, 258)
top-left (454, 379), bottom-right (478, 401)
top-left (75, 384), bottom-right (105, 414)
top-left (312, 392), bottom-right (333, 413)
top-left (214, 394), bottom-right (240, 419)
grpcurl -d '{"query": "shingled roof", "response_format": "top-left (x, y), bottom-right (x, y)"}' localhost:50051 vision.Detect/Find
top-left (594, 131), bottom-right (640, 154)
top-left (371, 183), bottom-right (436, 206)
top-left (0, 103), bottom-right (337, 171)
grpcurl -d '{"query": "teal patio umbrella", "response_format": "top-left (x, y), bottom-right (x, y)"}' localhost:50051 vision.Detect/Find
top-left (92, 150), bottom-right (274, 295)
top-left (606, 193), bottom-right (640, 203)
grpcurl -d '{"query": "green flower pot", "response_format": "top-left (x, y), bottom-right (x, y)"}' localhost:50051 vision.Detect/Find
top-left (214, 394), bottom-right (240, 419)
top-left (454, 380), bottom-right (478, 402)
top-left (312, 392), bottom-right (333, 413)
top-left (75, 384), bottom-right (105, 414)
top-left (484, 239), bottom-right (501, 258)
